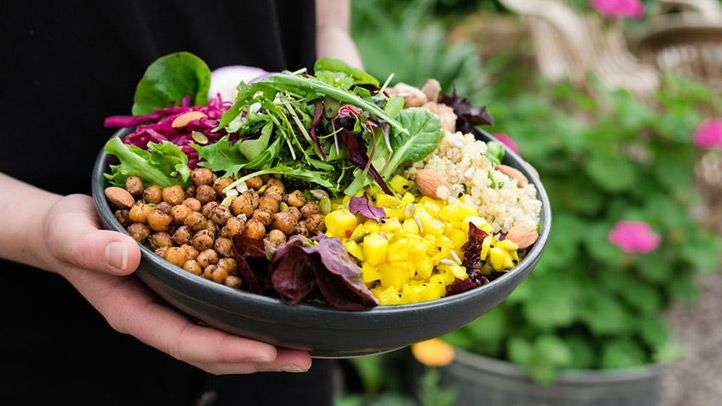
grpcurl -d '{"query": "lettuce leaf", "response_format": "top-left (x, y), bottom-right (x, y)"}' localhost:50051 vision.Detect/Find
top-left (104, 137), bottom-right (190, 187)
top-left (132, 52), bottom-right (211, 115)
top-left (380, 107), bottom-right (442, 179)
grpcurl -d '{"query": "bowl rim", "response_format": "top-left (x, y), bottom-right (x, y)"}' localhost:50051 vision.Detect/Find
top-left (92, 127), bottom-right (551, 316)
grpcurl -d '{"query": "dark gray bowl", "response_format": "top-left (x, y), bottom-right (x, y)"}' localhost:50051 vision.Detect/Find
top-left (92, 128), bottom-right (551, 358)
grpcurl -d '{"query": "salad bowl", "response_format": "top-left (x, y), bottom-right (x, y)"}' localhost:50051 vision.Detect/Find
top-left (93, 127), bottom-right (550, 358)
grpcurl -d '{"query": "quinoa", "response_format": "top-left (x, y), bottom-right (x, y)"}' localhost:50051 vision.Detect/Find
top-left (405, 131), bottom-right (542, 233)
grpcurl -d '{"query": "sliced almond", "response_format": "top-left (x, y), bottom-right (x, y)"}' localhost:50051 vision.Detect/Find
top-left (415, 169), bottom-right (451, 200)
top-left (171, 111), bottom-right (207, 128)
top-left (506, 224), bottom-right (539, 249)
top-left (496, 164), bottom-right (528, 187)
top-left (105, 186), bottom-right (135, 209)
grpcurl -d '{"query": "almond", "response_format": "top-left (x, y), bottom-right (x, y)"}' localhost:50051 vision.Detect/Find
top-left (105, 186), bottom-right (135, 209)
top-left (506, 224), bottom-right (539, 249)
top-left (421, 79), bottom-right (441, 102)
top-left (415, 169), bottom-right (451, 200)
top-left (171, 111), bottom-right (207, 128)
top-left (496, 164), bottom-right (528, 187)
top-left (390, 83), bottom-right (428, 107)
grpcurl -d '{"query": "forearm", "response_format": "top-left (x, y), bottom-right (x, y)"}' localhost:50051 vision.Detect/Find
top-left (315, 0), bottom-right (363, 68)
top-left (0, 173), bottom-right (62, 270)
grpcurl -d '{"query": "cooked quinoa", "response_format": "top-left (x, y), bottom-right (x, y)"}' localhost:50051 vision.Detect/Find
top-left (405, 131), bottom-right (542, 233)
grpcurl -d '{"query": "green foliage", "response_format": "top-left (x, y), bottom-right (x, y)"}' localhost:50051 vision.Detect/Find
top-left (450, 67), bottom-right (722, 382)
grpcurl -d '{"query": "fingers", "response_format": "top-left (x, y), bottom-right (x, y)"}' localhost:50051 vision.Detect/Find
top-left (45, 194), bottom-right (141, 275)
top-left (70, 269), bottom-right (311, 373)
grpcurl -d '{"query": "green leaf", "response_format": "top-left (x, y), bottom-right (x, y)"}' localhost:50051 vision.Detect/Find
top-left (578, 290), bottom-right (633, 335)
top-left (384, 96), bottom-right (405, 119)
top-left (314, 57), bottom-right (380, 87)
top-left (349, 356), bottom-right (385, 394)
top-left (601, 339), bottom-right (648, 369)
top-left (381, 107), bottom-right (442, 178)
top-left (583, 223), bottom-right (624, 266)
top-left (239, 122), bottom-right (273, 161)
top-left (638, 316), bottom-right (669, 349)
top-left (132, 52), bottom-right (211, 115)
top-left (635, 251), bottom-right (673, 282)
top-left (195, 136), bottom-right (246, 177)
top-left (565, 334), bottom-right (597, 369)
top-left (584, 153), bottom-right (638, 192)
top-left (508, 337), bottom-right (533, 365)
top-left (485, 141), bottom-right (505, 166)
top-left (535, 335), bottom-right (572, 367)
top-left (522, 274), bottom-right (577, 330)
top-left (104, 137), bottom-right (187, 187)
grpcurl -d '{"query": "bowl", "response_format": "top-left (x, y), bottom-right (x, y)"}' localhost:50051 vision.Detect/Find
top-left (92, 128), bottom-right (551, 358)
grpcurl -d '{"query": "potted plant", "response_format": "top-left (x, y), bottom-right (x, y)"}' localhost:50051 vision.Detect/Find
top-left (435, 71), bottom-right (722, 405)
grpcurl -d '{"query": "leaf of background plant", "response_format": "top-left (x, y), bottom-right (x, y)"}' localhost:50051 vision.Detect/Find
top-left (618, 280), bottom-right (662, 315)
top-left (638, 316), bottom-right (669, 349)
top-left (579, 290), bottom-right (633, 335)
top-left (564, 334), bottom-right (597, 369)
top-left (583, 223), bottom-right (624, 266)
top-left (601, 338), bottom-right (647, 369)
top-left (668, 271), bottom-right (699, 301)
top-left (508, 336), bottom-right (534, 366)
top-left (635, 251), bottom-right (673, 283)
top-left (522, 273), bottom-right (577, 330)
top-left (349, 356), bottom-right (386, 394)
top-left (584, 153), bottom-right (638, 192)
top-left (536, 334), bottom-right (572, 368)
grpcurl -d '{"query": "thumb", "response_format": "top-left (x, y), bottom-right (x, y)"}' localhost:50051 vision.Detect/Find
top-left (47, 195), bottom-right (141, 276)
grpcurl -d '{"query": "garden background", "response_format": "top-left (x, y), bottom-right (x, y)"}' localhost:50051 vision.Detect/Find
top-left (336, 0), bottom-right (722, 405)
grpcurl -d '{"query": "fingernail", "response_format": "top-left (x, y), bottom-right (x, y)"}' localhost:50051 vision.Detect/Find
top-left (105, 243), bottom-right (128, 272)
top-left (281, 364), bottom-right (308, 373)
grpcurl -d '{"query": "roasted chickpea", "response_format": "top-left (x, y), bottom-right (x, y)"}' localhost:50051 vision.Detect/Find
top-left (125, 176), bottom-right (144, 196)
top-left (214, 237), bottom-right (233, 257)
top-left (148, 232), bottom-right (173, 250)
top-left (191, 167), bottom-right (214, 186)
top-left (162, 185), bottom-right (185, 205)
top-left (183, 259), bottom-right (202, 275)
top-left (172, 225), bottom-right (193, 245)
top-left (192, 229), bottom-right (215, 251)
top-left (129, 202), bottom-right (150, 223)
top-left (184, 211), bottom-right (208, 232)
top-left (195, 184), bottom-right (217, 204)
top-left (203, 265), bottom-right (217, 280)
top-left (185, 184), bottom-right (197, 198)
top-left (244, 219), bottom-right (266, 240)
top-left (230, 194), bottom-right (253, 217)
top-left (224, 275), bottom-right (242, 289)
top-left (295, 221), bottom-right (310, 237)
top-left (128, 223), bottom-right (150, 241)
top-left (266, 229), bottom-right (287, 247)
top-left (272, 212), bottom-right (298, 235)
top-left (212, 266), bottom-right (228, 284)
top-left (170, 204), bottom-right (193, 224)
top-left (221, 216), bottom-right (245, 237)
top-left (182, 197), bottom-right (202, 212)
top-left (143, 185), bottom-right (162, 203)
top-left (156, 201), bottom-right (173, 215)
top-left (286, 190), bottom-right (306, 207)
top-left (266, 178), bottom-right (285, 194)
top-left (245, 176), bottom-right (263, 190)
top-left (180, 244), bottom-right (199, 259)
top-left (251, 209), bottom-right (273, 227)
top-left (164, 247), bottom-right (188, 267)
top-left (147, 209), bottom-right (172, 232)
top-left (288, 206), bottom-right (302, 221)
top-left (300, 202), bottom-right (321, 218)
top-left (114, 209), bottom-right (130, 226)
top-left (155, 247), bottom-right (169, 258)
top-left (217, 258), bottom-right (237, 274)
top-left (197, 249), bottom-right (220, 269)
top-left (263, 188), bottom-right (284, 202)
top-left (258, 196), bottom-right (280, 213)
top-left (305, 213), bottom-right (326, 233)
top-left (205, 221), bottom-right (218, 237)
top-left (209, 205), bottom-right (232, 225)
top-left (201, 201), bottom-right (219, 219)
top-left (213, 177), bottom-right (234, 195)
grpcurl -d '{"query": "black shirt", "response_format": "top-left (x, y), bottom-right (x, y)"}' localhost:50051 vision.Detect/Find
top-left (0, 1), bottom-right (333, 405)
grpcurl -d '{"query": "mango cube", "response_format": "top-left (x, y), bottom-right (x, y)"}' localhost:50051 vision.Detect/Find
top-left (380, 262), bottom-right (410, 290)
top-left (325, 209), bottom-right (358, 238)
top-left (362, 262), bottom-right (381, 283)
top-left (344, 240), bottom-right (364, 261)
top-left (390, 175), bottom-right (411, 194)
top-left (363, 234), bottom-right (388, 265)
top-left (375, 193), bottom-right (400, 208)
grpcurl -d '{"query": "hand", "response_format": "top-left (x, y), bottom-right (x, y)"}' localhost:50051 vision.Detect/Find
top-left (38, 194), bottom-right (312, 374)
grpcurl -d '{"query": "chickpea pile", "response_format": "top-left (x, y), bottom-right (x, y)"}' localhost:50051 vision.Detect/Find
top-left (109, 168), bottom-right (328, 289)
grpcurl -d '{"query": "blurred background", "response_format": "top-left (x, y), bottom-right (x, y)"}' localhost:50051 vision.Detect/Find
top-left (336, 0), bottom-right (722, 405)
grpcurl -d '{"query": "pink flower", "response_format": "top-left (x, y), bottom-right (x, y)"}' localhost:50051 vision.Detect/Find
top-left (608, 221), bottom-right (660, 254)
top-left (590, 0), bottom-right (644, 18)
top-left (494, 133), bottom-right (520, 154)
top-left (693, 119), bottom-right (722, 149)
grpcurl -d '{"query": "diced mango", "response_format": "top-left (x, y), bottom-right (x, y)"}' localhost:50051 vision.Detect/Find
top-left (344, 240), bottom-right (364, 261)
top-left (438, 262), bottom-right (468, 280)
top-left (363, 234), bottom-right (388, 265)
top-left (415, 256), bottom-right (434, 280)
top-left (402, 218), bottom-right (420, 235)
top-left (390, 175), bottom-right (411, 194)
top-left (377, 286), bottom-right (401, 305)
top-left (421, 217), bottom-right (445, 236)
top-left (498, 239), bottom-right (519, 252)
top-left (362, 262), bottom-right (381, 283)
top-left (363, 220), bottom-right (381, 234)
top-left (375, 193), bottom-right (400, 208)
top-left (380, 262), bottom-right (410, 290)
top-left (381, 217), bottom-right (402, 235)
top-left (489, 247), bottom-right (511, 271)
top-left (387, 238), bottom-right (408, 262)
top-left (401, 192), bottom-right (415, 205)
top-left (325, 209), bottom-right (358, 238)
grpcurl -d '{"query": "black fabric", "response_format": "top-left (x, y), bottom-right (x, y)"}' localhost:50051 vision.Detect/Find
top-left (0, 1), bottom-right (332, 405)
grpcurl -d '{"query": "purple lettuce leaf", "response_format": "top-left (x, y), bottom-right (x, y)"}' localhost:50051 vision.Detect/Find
top-left (446, 222), bottom-right (490, 296)
top-left (232, 235), bottom-right (273, 294)
top-left (349, 196), bottom-right (386, 222)
top-left (439, 88), bottom-right (494, 133)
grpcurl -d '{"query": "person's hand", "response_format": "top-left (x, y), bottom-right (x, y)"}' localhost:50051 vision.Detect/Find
top-left (37, 194), bottom-right (312, 374)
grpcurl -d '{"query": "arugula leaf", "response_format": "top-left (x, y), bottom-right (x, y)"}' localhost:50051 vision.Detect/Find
top-left (194, 136), bottom-right (246, 177)
top-left (104, 137), bottom-right (188, 187)
top-left (226, 164), bottom-right (339, 194)
top-left (314, 57), bottom-right (380, 87)
top-left (132, 52), bottom-right (211, 115)
top-left (239, 122), bottom-right (273, 161)
top-left (381, 107), bottom-right (442, 178)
